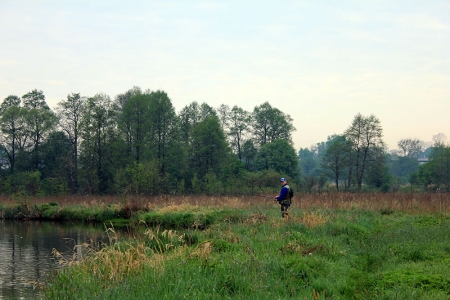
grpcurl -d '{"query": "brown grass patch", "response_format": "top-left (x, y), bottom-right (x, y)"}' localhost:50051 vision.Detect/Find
top-left (299, 212), bottom-right (328, 228)
top-left (1, 192), bottom-right (449, 214)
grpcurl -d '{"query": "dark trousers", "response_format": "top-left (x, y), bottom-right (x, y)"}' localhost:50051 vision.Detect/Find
top-left (281, 204), bottom-right (290, 218)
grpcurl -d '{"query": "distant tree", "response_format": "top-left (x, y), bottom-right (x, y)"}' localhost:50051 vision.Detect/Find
top-left (40, 131), bottom-right (72, 192)
top-left (55, 92), bottom-right (86, 192)
top-left (147, 90), bottom-right (181, 177)
top-left (79, 93), bottom-right (116, 193)
top-left (117, 90), bottom-right (149, 163)
top-left (320, 135), bottom-right (352, 190)
top-left (252, 102), bottom-right (295, 146)
top-left (0, 95), bottom-right (21, 112)
top-left (432, 133), bottom-right (448, 147)
top-left (188, 116), bottom-right (230, 179)
top-left (298, 148), bottom-right (316, 177)
top-left (397, 138), bottom-right (423, 158)
top-left (254, 139), bottom-right (299, 181)
top-left (228, 105), bottom-right (252, 160)
top-left (365, 148), bottom-right (392, 191)
top-left (387, 152), bottom-right (419, 184)
top-left (344, 113), bottom-right (384, 190)
top-left (179, 101), bottom-right (216, 146)
top-left (428, 144), bottom-right (450, 190)
top-left (0, 96), bottom-right (27, 173)
top-left (216, 104), bottom-right (230, 131)
top-left (241, 139), bottom-right (257, 171)
top-left (22, 89), bottom-right (58, 171)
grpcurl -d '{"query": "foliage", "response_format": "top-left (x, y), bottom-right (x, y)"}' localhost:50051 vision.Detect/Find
top-left (41, 204), bottom-right (450, 299)
top-left (1, 88), bottom-right (445, 196)
top-left (252, 101), bottom-right (295, 146)
top-left (254, 139), bottom-right (300, 181)
top-left (411, 144), bottom-right (450, 191)
top-left (344, 113), bottom-right (384, 190)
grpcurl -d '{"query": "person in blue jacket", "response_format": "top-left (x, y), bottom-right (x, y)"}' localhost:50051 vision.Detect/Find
top-left (274, 177), bottom-right (292, 218)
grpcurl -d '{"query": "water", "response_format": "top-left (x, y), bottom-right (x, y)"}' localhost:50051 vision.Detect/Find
top-left (0, 220), bottom-right (118, 299)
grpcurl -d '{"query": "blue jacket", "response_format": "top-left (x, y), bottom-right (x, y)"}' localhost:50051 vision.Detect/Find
top-left (276, 184), bottom-right (291, 205)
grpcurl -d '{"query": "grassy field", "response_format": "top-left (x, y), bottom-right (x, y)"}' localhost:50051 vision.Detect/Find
top-left (32, 192), bottom-right (450, 299)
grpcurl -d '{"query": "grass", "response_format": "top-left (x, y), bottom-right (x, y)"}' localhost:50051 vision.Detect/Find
top-left (38, 193), bottom-right (450, 299)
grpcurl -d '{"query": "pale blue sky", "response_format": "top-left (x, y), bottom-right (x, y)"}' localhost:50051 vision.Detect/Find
top-left (1, 1), bottom-right (449, 150)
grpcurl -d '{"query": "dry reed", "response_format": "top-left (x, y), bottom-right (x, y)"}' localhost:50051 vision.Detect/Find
top-left (1, 192), bottom-right (449, 214)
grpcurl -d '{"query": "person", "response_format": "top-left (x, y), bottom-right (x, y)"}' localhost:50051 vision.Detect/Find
top-left (274, 177), bottom-right (291, 218)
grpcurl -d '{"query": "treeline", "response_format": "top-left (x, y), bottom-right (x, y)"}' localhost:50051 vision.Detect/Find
top-left (0, 88), bottom-right (298, 196)
top-left (1, 88), bottom-right (449, 196)
top-left (299, 121), bottom-right (450, 192)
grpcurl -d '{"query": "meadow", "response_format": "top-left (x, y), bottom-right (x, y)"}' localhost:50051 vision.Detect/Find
top-left (2, 193), bottom-right (449, 299)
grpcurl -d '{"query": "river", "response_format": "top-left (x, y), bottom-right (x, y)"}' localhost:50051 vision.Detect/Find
top-left (0, 220), bottom-right (120, 299)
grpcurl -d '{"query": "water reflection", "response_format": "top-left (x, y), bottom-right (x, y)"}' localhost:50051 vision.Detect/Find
top-left (0, 220), bottom-right (118, 299)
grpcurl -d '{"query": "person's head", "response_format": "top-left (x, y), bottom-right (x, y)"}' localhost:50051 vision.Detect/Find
top-left (280, 177), bottom-right (287, 184)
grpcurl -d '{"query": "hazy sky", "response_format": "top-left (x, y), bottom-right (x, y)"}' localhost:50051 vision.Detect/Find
top-left (1, 1), bottom-right (449, 150)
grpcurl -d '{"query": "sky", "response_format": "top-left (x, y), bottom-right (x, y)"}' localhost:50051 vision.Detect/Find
top-left (1, 0), bottom-right (449, 151)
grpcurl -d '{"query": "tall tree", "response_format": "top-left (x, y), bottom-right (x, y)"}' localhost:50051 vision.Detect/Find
top-left (189, 116), bottom-right (230, 180)
top-left (22, 90), bottom-right (57, 171)
top-left (320, 135), bottom-right (352, 190)
top-left (241, 139), bottom-right (257, 171)
top-left (115, 87), bottom-right (145, 162)
top-left (344, 113), bottom-right (384, 190)
top-left (179, 101), bottom-right (217, 146)
top-left (79, 93), bottom-right (116, 193)
top-left (397, 138), bottom-right (423, 158)
top-left (428, 143), bottom-right (450, 190)
top-left (148, 90), bottom-right (181, 175)
top-left (0, 95), bottom-right (27, 173)
top-left (216, 104), bottom-right (230, 131)
top-left (252, 102), bottom-right (295, 146)
top-left (298, 148), bottom-right (316, 177)
top-left (228, 105), bottom-right (251, 160)
top-left (254, 139), bottom-right (299, 181)
top-left (117, 91), bottom-right (149, 163)
top-left (55, 93), bottom-right (86, 192)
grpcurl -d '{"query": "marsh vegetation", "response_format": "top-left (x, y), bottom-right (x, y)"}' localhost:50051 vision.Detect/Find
top-left (4, 193), bottom-right (445, 299)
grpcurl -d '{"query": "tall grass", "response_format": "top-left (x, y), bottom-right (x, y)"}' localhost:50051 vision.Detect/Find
top-left (1, 192), bottom-right (449, 221)
top-left (41, 201), bottom-right (450, 299)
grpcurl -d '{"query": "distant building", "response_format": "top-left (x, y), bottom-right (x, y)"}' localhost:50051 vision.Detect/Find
top-left (418, 157), bottom-right (428, 165)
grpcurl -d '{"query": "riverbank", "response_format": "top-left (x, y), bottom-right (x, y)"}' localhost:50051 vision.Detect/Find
top-left (38, 201), bottom-right (450, 299)
top-left (1, 192), bottom-right (449, 224)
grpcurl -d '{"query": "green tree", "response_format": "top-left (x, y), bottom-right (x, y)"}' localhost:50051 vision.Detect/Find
top-left (188, 117), bottom-right (230, 180)
top-left (116, 89), bottom-right (149, 163)
top-left (298, 148), bottom-right (316, 177)
top-left (241, 139), bottom-right (257, 171)
top-left (365, 148), bottom-right (392, 191)
top-left (228, 105), bottom-right (252, 160)
top-left (320, 135), bottom-right (352, 190)
top-left (148, 90), bottom-right (181, 176)
top-left (216, 104), bottom-right (230, 131)
top-left (0, 95), bottom-right (27, 173)
top-left (252, 102), bottom-right (295, 146)
top-left (79, 93), bottom-right (116, 193)
top-left (55, 92), bottom-right (86, 192)
top-left (22, 89), bottom-right (58, 171)
top-left (428, 144), bottom-right (450, 190)
top-left (344, 113), bottom-right (384, 190)
top-left (397, 138), bottom-right (424, 158)
top-left (179, 101), bottom-right (217, 147)
top-left (254, 139), bottom-right (299, 181)
top-left (387, 153), bottom-right (419, 184)
top-left (40, 131), bottom-right (72, 195)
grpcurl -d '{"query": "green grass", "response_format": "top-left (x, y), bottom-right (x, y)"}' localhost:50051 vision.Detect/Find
top-left (41, 206), bottom-right (450, 299)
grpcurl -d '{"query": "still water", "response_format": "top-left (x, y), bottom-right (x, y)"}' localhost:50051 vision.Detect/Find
top-left (0, 220), bottom-right (119, 299)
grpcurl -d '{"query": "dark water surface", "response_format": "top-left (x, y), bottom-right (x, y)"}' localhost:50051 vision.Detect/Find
top-left (0, 220), bottom-right (118, 299)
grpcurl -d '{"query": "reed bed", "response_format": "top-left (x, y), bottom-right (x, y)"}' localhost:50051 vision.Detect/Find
top-left (41, 201), bottom-right (450, 299)
top-left (1, 192), bottom-right (448, 214)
